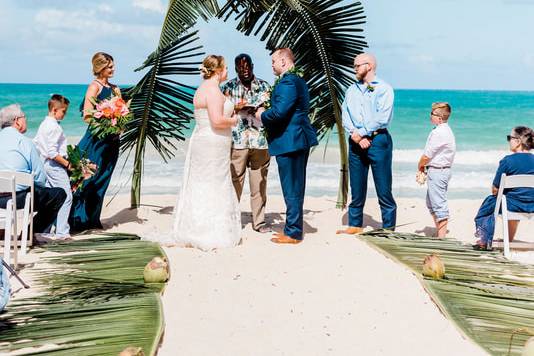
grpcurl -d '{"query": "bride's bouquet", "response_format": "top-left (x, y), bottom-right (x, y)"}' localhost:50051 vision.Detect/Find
top-left (66, 145), bottom-right (97, 192)
top-left (88, 95), bottom-right (132, 139)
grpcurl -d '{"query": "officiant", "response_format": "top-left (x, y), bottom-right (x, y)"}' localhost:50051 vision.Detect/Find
top-left (222, 54), bottom-right (272, 233)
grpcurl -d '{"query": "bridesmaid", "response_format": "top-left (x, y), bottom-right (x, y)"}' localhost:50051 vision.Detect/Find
top-left (69, 52), bottom-right (120, 232)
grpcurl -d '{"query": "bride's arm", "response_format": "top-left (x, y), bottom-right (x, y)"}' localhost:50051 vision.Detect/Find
top-left (206, 88), bottom-right (237, 129)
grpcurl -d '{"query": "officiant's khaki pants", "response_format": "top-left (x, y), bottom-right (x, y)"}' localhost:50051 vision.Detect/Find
top-left (230, 148), bottom-right (270, 230)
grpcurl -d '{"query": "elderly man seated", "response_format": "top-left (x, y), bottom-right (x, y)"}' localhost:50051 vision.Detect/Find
top-left (0, 104), bottom-right (66, 239)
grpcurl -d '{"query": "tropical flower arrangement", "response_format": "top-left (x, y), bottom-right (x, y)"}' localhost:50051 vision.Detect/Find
top-left (88, 93), bottom-right (132, 139)
top-left (67, 145), bottom-right (97, 192)
top-left (263, 66), bottom-right (304, 110)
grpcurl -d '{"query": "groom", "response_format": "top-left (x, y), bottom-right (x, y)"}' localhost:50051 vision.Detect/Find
top-left (255, 48), bottom-right (318, 244)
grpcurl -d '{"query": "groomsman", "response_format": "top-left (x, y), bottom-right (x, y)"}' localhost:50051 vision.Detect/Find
top-left (222, 54), bottom-right (272, 233)
top-left (337, 53), bottom-right (397, 234)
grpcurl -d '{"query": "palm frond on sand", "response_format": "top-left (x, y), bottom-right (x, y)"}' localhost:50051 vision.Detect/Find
top-left (361, 230), bottom-right (534, 355)
top-left (0, 234), bottom-right (167, 355)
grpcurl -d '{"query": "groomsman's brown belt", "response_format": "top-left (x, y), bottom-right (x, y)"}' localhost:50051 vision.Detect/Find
top-left (371, 128), bottom-right (388, 137)
top-left (0, 192), bottom-right (13, 198)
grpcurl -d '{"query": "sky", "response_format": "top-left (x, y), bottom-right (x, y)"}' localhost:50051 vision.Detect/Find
top-left (0, 0), bottom-right (533, 90)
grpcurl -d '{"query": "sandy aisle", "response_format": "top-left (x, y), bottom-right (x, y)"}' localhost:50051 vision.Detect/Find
top-left (99, 194), bottom-right (532, 355)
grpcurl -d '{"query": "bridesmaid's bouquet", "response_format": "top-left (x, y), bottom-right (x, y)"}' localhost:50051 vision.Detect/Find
top-left (67, 145), bottom-right (97, 192)
top-left (88, 95), bottom-right (132, 139)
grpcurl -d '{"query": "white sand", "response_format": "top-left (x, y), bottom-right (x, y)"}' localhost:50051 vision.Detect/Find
top-left (97, 194), bottom-right (534, 356)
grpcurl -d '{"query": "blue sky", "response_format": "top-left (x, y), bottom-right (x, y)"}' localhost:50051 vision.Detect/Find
top-left (0, 0), bottom-right (533, 90)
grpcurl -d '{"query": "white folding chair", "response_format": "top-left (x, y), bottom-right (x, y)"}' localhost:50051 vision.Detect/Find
top-left (0, 176), bottom-right (18, 267)
top-left (494, 173), bottom-right (534, 258)
top-left (0, 171), bottom-right (35, 255)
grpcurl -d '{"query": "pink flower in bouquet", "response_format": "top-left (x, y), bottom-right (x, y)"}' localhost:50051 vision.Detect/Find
top-left (102, 107), bottom-right (113, 118)
top-left (89, 95), bottom-right (132, 138)
top-left (95, 100), bottom-right (114, 118)
top-left (120, 105), bottom-right (129, 116)
top-left (113, 98), bottom-right (129, 117)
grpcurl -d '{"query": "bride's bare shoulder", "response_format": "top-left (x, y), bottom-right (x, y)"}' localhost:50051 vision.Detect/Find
top-left (194, 84), bottom-right (223, 109)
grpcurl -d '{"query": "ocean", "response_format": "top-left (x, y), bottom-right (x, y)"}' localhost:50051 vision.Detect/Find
top-left (1, 83), bottom-right (533, 200)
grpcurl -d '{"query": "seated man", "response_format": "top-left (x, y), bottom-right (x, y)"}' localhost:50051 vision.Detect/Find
top-left (0, 104), bottom-right (66, 237)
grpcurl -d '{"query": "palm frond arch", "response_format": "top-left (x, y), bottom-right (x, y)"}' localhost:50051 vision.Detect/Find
top-left (123, 0), bottom-right (367, 208)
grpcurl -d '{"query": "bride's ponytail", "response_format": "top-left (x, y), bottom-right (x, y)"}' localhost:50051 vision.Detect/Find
top-left (200, 55), bottom-right (225, 80)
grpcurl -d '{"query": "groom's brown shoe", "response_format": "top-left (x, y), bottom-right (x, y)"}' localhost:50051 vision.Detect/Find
top-left (336, 226), bottom-right (364, 235)
top-left (271, 234), bottom-right (302, 244)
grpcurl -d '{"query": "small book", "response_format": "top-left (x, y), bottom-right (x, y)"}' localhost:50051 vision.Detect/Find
top-left (236, 102), bottom-right (265, 112)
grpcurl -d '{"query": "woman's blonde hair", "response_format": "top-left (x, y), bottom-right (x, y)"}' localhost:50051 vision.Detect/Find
top-left (92, 52), bottom-right (114, 76)
top-left (199, 55), bottom-right (225, 79)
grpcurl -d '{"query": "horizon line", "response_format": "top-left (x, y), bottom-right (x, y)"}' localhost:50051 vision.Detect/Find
top-left (0, 82), bottom-right (533, 93)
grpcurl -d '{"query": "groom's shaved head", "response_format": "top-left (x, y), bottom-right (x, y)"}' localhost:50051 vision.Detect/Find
top-left (273, 48), bottom-right (295, 63)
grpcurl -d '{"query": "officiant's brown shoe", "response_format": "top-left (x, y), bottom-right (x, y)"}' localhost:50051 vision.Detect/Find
top-left (271, 234), bottom-right (302, 244)
top-left (336, 226), bottom-right (364, 235)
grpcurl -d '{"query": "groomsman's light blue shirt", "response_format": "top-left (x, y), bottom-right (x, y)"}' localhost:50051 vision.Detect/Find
top-left (0, 127), bottom-right (47, 190)
top-left (341, 76), bottom-right (394, 137)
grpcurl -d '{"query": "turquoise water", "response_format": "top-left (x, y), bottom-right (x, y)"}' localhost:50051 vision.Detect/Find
top-left (1, 83), bottom-right (532, 150)
top-left (1, 83), bottom-right (533, 198)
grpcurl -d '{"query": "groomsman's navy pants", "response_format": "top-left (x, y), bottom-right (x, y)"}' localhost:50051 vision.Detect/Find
top-left (348, 132), bottom-right (397, 229)
top-left (276, 149), bottom-right (310, 240)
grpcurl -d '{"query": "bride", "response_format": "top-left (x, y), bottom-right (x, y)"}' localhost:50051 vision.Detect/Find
top-left (163, 55), bottom-right (241, 250)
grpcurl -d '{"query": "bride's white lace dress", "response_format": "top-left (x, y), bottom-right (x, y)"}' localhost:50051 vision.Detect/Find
top-left (148, 99), bottom-right (241, 250)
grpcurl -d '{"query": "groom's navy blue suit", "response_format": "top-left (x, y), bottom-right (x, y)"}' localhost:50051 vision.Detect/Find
top-left (261, 72), bottom-right (318, 240)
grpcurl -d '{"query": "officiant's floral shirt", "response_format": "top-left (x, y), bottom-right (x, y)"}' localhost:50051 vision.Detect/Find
top-left (222, 77), bottom-right (271, 149)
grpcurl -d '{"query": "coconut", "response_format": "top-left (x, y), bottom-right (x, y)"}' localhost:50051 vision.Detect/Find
top-left (143, 256), bottom-right (169, 283)
top-left (523, 337), bottom-right (534, 356)
top-left (422, 254), bottom-right (445, 279)
top-left (119, 346), bottom-right (144, 356)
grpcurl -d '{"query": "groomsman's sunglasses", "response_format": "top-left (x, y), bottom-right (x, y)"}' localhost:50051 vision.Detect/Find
top-left (506, 135), bottom-right (519, 142)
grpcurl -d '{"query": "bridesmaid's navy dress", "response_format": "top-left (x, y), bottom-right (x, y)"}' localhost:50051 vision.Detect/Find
top-left (69, 85), bottom-right (119, 231)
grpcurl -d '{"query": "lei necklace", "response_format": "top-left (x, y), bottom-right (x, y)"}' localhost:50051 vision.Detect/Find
top-left (263, 66), bottom-right (304, 109)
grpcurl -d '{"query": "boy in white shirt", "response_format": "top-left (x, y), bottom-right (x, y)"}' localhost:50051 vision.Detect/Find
top-left (34, 94), bottom-right (72, 239)
top-left (417, 102), bottom-right (456, 238)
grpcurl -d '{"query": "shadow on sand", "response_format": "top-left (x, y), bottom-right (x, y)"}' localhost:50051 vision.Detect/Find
top-left (341, 211), bottom-right (382, 229)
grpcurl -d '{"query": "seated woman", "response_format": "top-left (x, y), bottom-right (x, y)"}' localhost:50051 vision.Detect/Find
top-left (473, 126), bottom-right (534, 250)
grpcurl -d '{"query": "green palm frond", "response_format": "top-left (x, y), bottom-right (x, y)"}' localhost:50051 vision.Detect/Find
top-left (158, 0), bottom-right (221, 48)
top-left (361, 231), bottom-right (534, 355)
top-left (124, 0), bottom-right (226, 208)
top-left (0, 234), bottom-right (167, 355)
top-left (218, 0), bottom-right (367, 207)
top-left (125, 0), bottom-right (367, 208)
top-left (122, 30), bottom-right (204, 208)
